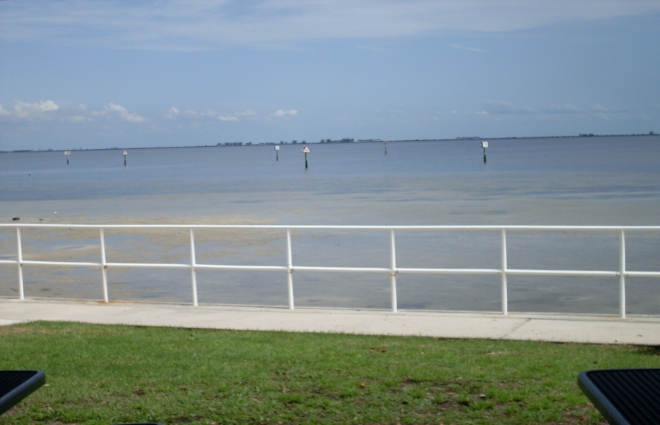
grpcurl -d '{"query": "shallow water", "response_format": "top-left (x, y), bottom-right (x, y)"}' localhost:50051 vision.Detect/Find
top-left (1, 136), bottom-right (659, 314)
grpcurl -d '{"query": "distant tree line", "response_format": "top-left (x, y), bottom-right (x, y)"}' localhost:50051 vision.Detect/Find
top-left (216, 142), bottom-right (253, 146)
top-left (319, 138), bottom-right (355, 144)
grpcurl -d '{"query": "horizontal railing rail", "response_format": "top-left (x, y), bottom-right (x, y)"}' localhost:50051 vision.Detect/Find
top-left (1, 224), bottom-right (659, 318)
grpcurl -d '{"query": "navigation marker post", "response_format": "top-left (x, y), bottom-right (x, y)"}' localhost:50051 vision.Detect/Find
top-left (384, 140), bottom-right (388, 155)
top-left (123, 150), bottom-right (128, 166)
top-left (481, 141), bottom-right (488, 163)
top-left (275, 145), bottom-right (280, 161)
top-left (64, 151), bottom-right (71, 165)
top-left (302, 145), bottom-right (310, 169)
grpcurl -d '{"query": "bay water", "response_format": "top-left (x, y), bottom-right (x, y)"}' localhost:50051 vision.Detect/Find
top-left (1, 136), bottom-right (659, 314)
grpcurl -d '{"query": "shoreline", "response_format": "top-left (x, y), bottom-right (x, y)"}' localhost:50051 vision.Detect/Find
top-left (3, 133), bottom-right (658, 154)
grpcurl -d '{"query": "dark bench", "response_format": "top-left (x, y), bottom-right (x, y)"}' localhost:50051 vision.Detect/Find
top-left (578, 368), bottom-right (660, 425)
top-left (0, 370), bottom-right (46, 415)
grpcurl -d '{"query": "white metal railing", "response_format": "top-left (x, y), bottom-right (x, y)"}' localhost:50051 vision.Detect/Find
top-left (1, 224), bottom-right (659, 318)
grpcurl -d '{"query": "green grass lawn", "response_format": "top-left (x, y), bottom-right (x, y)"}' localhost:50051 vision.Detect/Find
top-left (1, 321), bottom-right (658, 424)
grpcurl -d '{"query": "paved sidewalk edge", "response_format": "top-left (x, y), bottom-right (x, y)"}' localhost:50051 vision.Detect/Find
top-left (1, 299), bottom-right (658, 345)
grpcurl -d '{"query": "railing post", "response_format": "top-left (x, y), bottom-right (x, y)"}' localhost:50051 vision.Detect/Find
top-left (16, 227), bottom-right (24, 301)
top-left (501, 229), bottom-right (508, 316)
top-left (286, 229), bottom-right (295, 310)
top-left (619, 229), bottom-right (626, 318)
top-left (100, 228), bottom-right (109, 303)
top-left (189, 228), bottom-right (198, 307)
top-left (390, 229), bottom-right (398, 313)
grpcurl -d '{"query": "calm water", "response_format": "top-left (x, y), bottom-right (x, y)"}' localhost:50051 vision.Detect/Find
top-left (1, 136), bottom-right (660, 314)
top-left (3, 136), bottom-right (660, 224)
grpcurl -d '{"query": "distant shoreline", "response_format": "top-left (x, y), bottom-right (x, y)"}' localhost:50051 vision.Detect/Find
top-left (3, 132), bottom-right (657, 154)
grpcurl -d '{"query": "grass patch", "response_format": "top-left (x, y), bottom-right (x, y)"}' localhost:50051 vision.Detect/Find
top-left (1, 321), bottom-right (658, 424)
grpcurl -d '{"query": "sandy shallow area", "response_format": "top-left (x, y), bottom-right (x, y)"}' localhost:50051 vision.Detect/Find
top-left (2, 172), bottom-right (660, 315)
top-left (4, 173), bottom-right (660, 227)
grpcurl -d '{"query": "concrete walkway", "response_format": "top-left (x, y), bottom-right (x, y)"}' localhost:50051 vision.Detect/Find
top-left (1, 299), bottom-right (658, 345)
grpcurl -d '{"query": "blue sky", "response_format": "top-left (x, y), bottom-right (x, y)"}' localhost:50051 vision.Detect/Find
top-left (1, 0), bottom-right (659, 150)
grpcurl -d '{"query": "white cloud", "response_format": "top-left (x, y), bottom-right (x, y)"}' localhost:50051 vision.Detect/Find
top-left (449, 44), bottom-right (485, 53)
top-left (0, 100), bottom-right (60, 119)
top-left (69, 115), bottom-right (90, 123)
top-left (165, 106), bottom-right (257, 122)
top-left (13, 100), bottom-right (60, 118)
top-left (589, 103), bottom-right (609, 112)
top-left (237, 109), bottom-right (257, 118)
top-left (94, 103), bottom-right (146, 123)
top-left (543, 104), bottom-right (581, 114)
top-left (481, 101), bottom-right (536, 115)
top-left (474, 101), bottom-right (636, 122)
top-left (273, 109), bottom-right (298, 118)
top-left (165, 106), bottom-right (180, 119)
top-left (219, 109), bottom-right (259, 121)
top-left (0, 99), bottom-right (152, 124)
top-left (4, 1), bottom-right (659, 50)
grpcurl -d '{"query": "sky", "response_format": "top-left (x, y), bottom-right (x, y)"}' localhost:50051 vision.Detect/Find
top-left (1, 0), bottom-right (659, 151)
